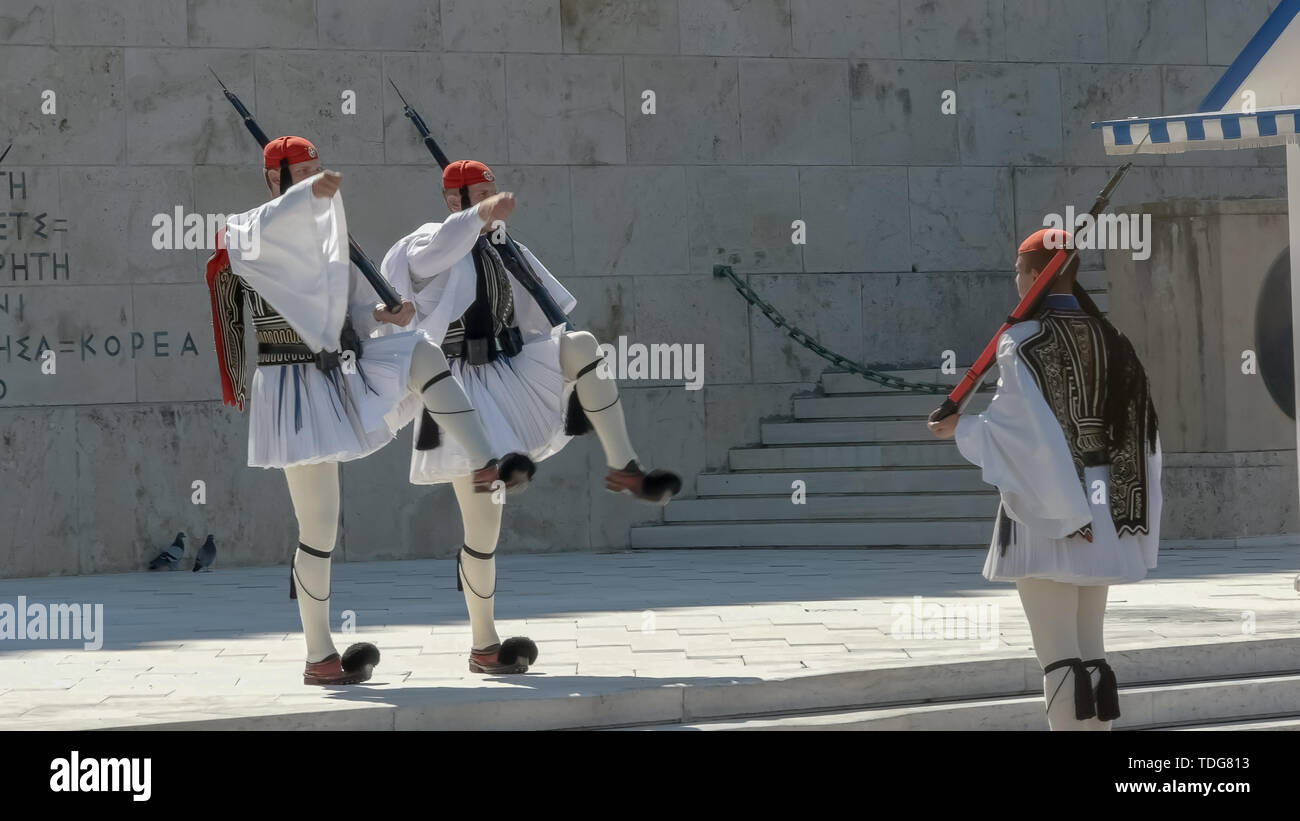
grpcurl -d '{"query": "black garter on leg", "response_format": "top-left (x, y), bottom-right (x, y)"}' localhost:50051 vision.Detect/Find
top-left (1084, 658), bottom-right (1121, 720)
top-left (289, 542), bottom-right (332, 600)
top-left (1043, 657), bottom-right (1097, 721)
top-left (456, 544), bottom-right (497, 596)
top-left (415, 371), bottom-right (453, 451)
top-left (564, 359), bottom-right (605, 436)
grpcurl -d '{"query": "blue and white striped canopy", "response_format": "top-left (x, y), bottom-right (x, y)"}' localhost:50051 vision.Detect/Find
top-left (1093, 0), bottom-right (1300, 156)
top-left (1093, 106), bottom-right (1300, 155)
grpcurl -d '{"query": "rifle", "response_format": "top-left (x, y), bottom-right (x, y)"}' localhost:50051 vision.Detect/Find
top-left (390, 80), bottom-right (573, 330)
top-left (929, 162), bottom-right (1133, 422)
top-left (210, 69), bottom-right (403, 311)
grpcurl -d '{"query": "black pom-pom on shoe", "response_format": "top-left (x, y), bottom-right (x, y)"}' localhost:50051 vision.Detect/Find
top-left (341, 642), bottom-right (381, 673)
top-left (643, 469), bottom-right (682, 504)
top-left (498, 636), bottom-right (539, 666)
top-left (564, 390), bottom-right (592, 436)
top-left (497, 451), bottom-right (536, 488)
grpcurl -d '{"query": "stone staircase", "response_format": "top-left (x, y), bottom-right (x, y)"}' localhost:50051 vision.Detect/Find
top-left (631, 274), bottom-right (1109, 551)
top-left (631, 368), bottom-right (999, 549)
top-left (622, 636), bottom-right (1300, 731)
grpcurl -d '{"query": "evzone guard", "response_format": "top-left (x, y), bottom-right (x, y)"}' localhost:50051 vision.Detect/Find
top-left (928, 228), bottom-right (1162, 731)
top-left (378, 159), bottom-right (683, 675)
top-left (206, 136), bottom-right (534, 686)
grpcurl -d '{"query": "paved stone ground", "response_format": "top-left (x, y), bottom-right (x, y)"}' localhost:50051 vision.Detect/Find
top-left (0, 547), bottom-right (1297, 730)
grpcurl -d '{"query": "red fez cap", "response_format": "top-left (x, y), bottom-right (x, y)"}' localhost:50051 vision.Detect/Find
top-left (443, 160), bottom-right (495, 190)
top-left (263, 136), bottom-right (318, 169)
top-left (1018, 228), bottom-right (1073, 254)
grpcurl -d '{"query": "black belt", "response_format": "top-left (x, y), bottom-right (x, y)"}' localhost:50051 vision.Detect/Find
top-left (257, 342), bottom-right (318, 366)
top-left (257, 322), bottom-right (364, 372)
top-left (443, 326), bottom-right (524, 365)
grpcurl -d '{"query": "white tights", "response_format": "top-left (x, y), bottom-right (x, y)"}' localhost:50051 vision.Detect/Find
top-left (442, 331), bottom-right (643, 654)
top-left (284, 333), bottom-right (648, 661)
top-left (284, 461), bottom-right (339, 663)
top-left (282, 339), bottom-right (500, 662)
top-left (558, 330), bottom-right (638, 470)
top-left (451, 472), bottom-right (503, 651)
top-left (1016, 578), bottom-right (1112, 731)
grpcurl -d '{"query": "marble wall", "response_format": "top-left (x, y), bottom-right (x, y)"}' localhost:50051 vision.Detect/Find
top-left (0, 0), bottom-right (1288, 575)
top-left (1107, 200), bottom-right (1299, 538)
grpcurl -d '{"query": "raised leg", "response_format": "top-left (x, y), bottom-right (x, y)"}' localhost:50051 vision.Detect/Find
top-left (408, 339), bottom-right (494, 468)
top-left (559, 330), bottom-right (637, 468)
top-left (560, 330), bottom-right (681, 504)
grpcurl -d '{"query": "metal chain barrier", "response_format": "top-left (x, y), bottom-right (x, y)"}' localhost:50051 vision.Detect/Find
top-left (713, 265), bottom-right (953, 394)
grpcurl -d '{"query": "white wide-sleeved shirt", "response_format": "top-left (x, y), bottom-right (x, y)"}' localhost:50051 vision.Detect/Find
top-left (954, 312), bottom-right (1162, 584)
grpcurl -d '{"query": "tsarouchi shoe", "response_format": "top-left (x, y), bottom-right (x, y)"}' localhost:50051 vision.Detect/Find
top-left (605, 460), bottom-right (681, 505)
top-left (303, 642), bottom-right (380, 686)
top-left (472, 452), bottom-right (536, 494)
top-left (468, 637), bottom-right (539, 674)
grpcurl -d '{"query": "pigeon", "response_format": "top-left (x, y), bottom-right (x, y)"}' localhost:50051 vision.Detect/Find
top-left (148, 533), bottom-right (185, 571)
top-left (193, 534), bottom-right (216, 572)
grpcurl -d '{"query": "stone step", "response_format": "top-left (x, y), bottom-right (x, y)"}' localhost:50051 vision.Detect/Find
top-left (822, 369), bottom-right (962, 395)
top-left (795, 393), bottom-right (962, 420)
top-left (696, 468), bottom-right (989, 496)
top-left (629, 520), bottom-right (991, 548)
top-left (607, 636), bottom-right (1299, 731)
top-left (640, 672), bottom-right (1300, 731)
top-left (663, 493), bottom-right (997, 523)
top-left (1169, 716), bottom-right (1300, 731)
top-left (818, 369), bottom-right (1000, 398)
top-left (729, 443), bottom-right (971, 471)
top-left (144, 632), bottom-right (1279, 731)
top-left (676, 637), bottom-right (1300, 724)
top-left (762, 419), bottom-right (950, 445)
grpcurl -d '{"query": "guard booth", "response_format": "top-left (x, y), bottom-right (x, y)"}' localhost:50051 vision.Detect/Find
top-left (1092, 0), bottom-right (1300, 542)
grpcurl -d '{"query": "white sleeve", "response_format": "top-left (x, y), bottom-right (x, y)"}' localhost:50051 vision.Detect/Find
top-left (347, 260), bottom-right (384, 339)
top-left (223, 174), bottom-right (350, 353)
top-left (516, 241), bottom-right (578, 315)
top-left (406, 203), bottom-right (487, 283)
top-left (954, 330), bottom-right (1093, 539)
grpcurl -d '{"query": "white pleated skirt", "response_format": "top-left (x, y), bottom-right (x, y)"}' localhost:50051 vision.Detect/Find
top-left (409, 333), bottom-right (572, 485)
top-left (247, 331), bottom-right (426, 469)
top-left (982, 460), bottom-right (1162, 586)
